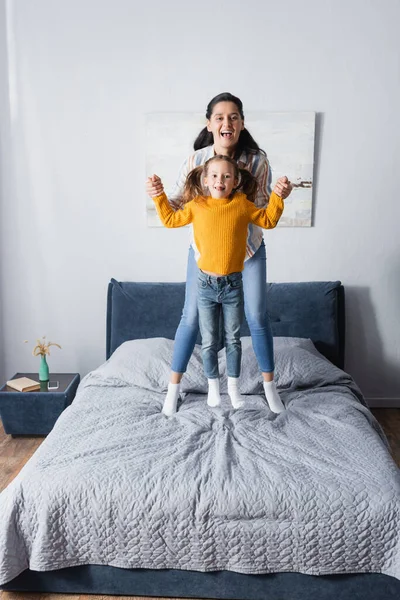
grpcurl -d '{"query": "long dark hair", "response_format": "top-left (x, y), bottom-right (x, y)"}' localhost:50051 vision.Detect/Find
top-left (193, 92), bottom-right (266, 159)
top-left (182, 155), bottom-right (258, 205)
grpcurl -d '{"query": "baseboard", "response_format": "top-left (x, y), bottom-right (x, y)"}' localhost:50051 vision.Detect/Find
top-left (366, 398), bottom-right (400, 408)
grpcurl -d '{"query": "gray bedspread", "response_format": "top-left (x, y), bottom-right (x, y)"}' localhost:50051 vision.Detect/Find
top-left (0, 337), bottom-right (399, 584)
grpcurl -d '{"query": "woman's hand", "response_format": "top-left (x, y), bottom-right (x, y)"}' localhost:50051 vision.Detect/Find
top-left (146, 174), bottom-right (164, 198)
top-left (273, 176), bottom-right (292, 199)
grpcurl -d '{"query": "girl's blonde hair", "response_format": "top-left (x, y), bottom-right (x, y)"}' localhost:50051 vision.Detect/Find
top-left (182, 155), bottom-right (258, 205)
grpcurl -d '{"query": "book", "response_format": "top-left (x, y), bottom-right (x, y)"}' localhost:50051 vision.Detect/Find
top-left (6, 377), bottom-right (41, 392)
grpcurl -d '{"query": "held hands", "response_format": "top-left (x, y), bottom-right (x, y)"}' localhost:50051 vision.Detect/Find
top-left (273, 176), bottom-right (292, 199)
top-left (146, 174), bottom-right (164, 198)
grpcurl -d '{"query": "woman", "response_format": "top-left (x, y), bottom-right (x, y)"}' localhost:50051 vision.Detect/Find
top-left (146, 92), bottom-right (293, 416)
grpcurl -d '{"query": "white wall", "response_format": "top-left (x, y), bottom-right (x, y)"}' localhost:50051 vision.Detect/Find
top-left (0, 0), bottom-right (399, 405)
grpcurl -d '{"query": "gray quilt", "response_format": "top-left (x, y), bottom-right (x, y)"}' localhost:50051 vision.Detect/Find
top-left (0, 337), bottom-right (399, 584)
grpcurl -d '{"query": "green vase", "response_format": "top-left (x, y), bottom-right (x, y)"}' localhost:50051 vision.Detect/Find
top-left (39, 354), bottom-right (49, 381)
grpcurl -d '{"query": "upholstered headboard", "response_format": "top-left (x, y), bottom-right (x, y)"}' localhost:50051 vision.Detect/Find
top-left (106, 279), bottom-right (345, 368)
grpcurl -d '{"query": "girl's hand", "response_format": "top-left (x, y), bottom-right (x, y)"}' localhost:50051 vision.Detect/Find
top-left (146, 174), bottom-right (164, 198)
top-left (274, 176), bottom-right (292, 199)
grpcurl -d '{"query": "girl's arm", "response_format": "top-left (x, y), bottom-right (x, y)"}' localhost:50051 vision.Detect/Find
top-left (152, 192), bottom-right (194, 228)
top-left (246, 191), bottom-right (284, 229)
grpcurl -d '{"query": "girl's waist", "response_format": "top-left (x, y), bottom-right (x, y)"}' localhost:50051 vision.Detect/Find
top-left (198, 270), bottom-right (242, 284)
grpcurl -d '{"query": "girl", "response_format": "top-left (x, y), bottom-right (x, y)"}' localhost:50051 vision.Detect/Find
top-left (146, 93), bottom-right (291, 417)
top-left (150, 155), bottom-right (284, 412)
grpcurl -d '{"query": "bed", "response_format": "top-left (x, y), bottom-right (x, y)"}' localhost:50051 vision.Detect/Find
top-left (1, 279), bottom-right (399, 600)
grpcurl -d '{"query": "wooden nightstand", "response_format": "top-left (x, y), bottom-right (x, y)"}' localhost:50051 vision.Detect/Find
top-left (0, 373), bottom-right (80, 436)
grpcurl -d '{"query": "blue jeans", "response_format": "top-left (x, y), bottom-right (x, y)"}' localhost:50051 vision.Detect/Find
top-left (171, 241), bottom-right (275, 374)
top-left (198, 271), bottom-right (244, 379)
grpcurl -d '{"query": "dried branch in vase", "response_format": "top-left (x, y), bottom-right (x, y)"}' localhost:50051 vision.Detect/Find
top-left (24, 336), bottom-right (62, 357)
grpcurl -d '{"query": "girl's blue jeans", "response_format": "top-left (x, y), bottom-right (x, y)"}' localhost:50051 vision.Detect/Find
top-left (171, 241), bottom-right (275, 374)
top-left (198, 271), bottom-right (244, 379)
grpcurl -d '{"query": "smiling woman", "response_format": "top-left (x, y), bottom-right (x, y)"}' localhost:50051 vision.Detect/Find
top-left (145, 92), bottom-right (293, 417)
top-left (201, 99), bottom-right (245, 155)
top-left (195, 94), bottom-right (259, 159)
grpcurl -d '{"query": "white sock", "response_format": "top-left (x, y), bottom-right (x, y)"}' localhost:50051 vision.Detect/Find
top-left (207, 378), bottom-right (221, 407)
top-left (228, 376), bottom-right (245, 409)
top-left (162, 383), bottom-right (180, 416)
top-left (263, 380), bottom-right (285, 414)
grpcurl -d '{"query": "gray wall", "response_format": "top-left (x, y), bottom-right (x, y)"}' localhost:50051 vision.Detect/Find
top-left (0, 0), bottom-right (399, 405)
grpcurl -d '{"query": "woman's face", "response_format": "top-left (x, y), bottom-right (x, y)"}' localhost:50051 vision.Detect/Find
top-left (207, 101), bottom-right (244, 152)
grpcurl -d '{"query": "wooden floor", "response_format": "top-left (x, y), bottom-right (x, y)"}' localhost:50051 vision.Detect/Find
top-left (0, 409), bottom-right (399, 600)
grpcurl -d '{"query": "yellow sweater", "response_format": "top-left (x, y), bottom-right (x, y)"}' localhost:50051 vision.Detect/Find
top-left (153, 191), bottom-right (284, 275)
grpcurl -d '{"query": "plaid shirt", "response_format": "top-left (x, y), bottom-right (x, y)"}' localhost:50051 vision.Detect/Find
top-left (167, 145), bottom-right (272, 260)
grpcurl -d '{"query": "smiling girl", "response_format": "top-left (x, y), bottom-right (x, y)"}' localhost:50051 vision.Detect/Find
top-left (150, 155), bottom-right (284, 411)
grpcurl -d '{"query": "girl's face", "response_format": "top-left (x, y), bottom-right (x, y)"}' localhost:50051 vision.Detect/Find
top-left (207, 101), bottom-right (244, 153)
top-left (204, 160), bottom-right (238, 199)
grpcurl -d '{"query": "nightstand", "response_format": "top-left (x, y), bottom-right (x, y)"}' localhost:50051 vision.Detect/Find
top-left (0, 373), bottom-right (80, 436)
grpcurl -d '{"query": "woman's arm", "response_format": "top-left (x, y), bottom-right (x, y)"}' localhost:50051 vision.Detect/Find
top-left (251, 155), bottom-right (292, 207)
top-left (166, 157), bottom-right (191, 209)
top-left (274, 175), bottom-right (293, 199)
top-left (246, 191), bottom-right (284, 229)
top-left (152, 192), bottom-right (194, 228)
top-left (145, 158), bottom-right (191, 210)
top-left (252, 155), bottom-right (272, 208)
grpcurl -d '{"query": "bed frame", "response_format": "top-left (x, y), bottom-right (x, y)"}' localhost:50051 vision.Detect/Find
top-left (3, 279), bottom-right (400, 599)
